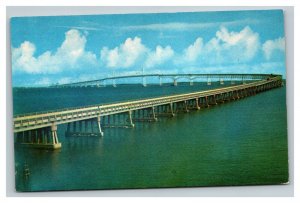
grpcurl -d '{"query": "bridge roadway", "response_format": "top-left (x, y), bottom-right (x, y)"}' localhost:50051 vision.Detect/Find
top-left (51, 73), bottom-right (272, 87)
top-left (14, 74), bottom-right (283, 149)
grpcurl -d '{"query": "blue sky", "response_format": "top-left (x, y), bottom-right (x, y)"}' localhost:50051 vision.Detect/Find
top-left (11, 10), bottom-right (286, 87)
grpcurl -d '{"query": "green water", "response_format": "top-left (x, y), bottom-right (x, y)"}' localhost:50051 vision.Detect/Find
top-left (14, 84), bottom-right (289, 191)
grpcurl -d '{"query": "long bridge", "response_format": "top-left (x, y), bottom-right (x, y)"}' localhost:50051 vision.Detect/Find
top-left (14, 74), bottom-right (283, 149)
top-left (51, 73), bottom-right (271, 87)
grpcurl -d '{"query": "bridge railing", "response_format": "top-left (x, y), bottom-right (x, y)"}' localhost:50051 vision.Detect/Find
top-left (13, 76), bottom-right (282, 132)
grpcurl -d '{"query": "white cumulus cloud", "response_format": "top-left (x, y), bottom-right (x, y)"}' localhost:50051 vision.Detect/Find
top-left (100, 37), bottom-right (148, 68)
top-left (262, 37), bottom-right (285, 60)
top-left (178, 26), bottom-right (260, 66)
top-left (145, 45), bottom-right (174, 68)
top-left (12, 29), bottom-right (97, 74)
top-left (205, 26), bottom-right (260, 64)
top-left (183, 37), bottom-right (204, 62)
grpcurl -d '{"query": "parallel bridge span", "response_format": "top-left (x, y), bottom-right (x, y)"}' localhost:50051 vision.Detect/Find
top-left (51, 73), bottom-right (273, 87)
top-left (14, 74), bottom-right (283, 149)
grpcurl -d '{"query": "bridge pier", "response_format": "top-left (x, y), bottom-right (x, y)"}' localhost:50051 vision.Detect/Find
top-left (207, 77), bottom-right (211, 86)
top-left (143, 77), bottom-right (147, 87)
top-left (97, 116), bottom-right (104, 136)
top-left (15, 124), bottom-right (61, 149)
top-left (205, 96), bottom-right (210, 107)
top-left (235, 90), bottom-right (240, 100)
top-left (128, 111), bottom-right (135, 128)
top-left (112, 79), bottom-right (117, 87)
top-left (173, 79), bottom-right (178, 86)
top-left (169, 103), bottom-right (176, 116)
top-left (195, 98), bottom-right (200, 110)
top-left (220, 79), bottom-right (224, 85)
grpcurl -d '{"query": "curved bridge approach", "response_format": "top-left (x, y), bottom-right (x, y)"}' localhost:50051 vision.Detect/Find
top-left (14, 74), bottom-right (283, 149)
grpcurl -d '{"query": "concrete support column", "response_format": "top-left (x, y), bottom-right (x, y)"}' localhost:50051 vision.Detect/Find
top-left (184, 101), bottom-right (189, 112)
top-left (213, 95), bottom-right (217, 104)
top-left (231, 91), bottom-right (235, 100)
top-left (143, 77), bottom-right (147, 87)
top-left (195, 98), bottom-right (200, 110)
top-left (173, 79), bottom-right (177, 86)
top-left (220, 79), bottom-right (224, 85)
top-left (97, 116), bottom-right (104, 136)
top-left (50, 123), bottom-right (61, 149)
top-left (159, 77), bottom-right (162, 86)
top-left (205, 96), bottom-right (210, 107)
top-left (169, 103), bottom-right (175, 116)
top-left (152, 106), bottom-right (158, 121)
top-left (128, 111), bottom-right (135, 128)
top-left (51, 124), bottom-right (57, 144)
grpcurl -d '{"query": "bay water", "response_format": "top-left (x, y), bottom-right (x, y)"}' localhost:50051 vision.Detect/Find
top-left (13, 82), bottom-right (289, 191)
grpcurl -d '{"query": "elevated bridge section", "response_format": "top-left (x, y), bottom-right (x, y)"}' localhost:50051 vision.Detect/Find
top-left (51, 73), bottom-right (273, 87)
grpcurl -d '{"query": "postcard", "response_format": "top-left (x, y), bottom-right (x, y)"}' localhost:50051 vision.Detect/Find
top-left (11, 9), bottom-right (288, 192)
